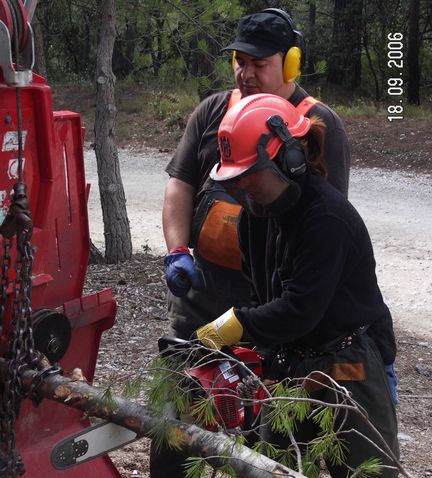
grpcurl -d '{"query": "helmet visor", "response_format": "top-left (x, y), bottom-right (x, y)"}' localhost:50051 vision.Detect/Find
top-left (211, 133), bottom-right (281, 182)
top-left (211, 154), bottom-right (294, 217)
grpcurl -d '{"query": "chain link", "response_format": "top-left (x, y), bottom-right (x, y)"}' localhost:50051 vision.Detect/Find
top-left (0, 240), bottom-right (12, 338)
top-left (0, 232), bottom-right (34, 477)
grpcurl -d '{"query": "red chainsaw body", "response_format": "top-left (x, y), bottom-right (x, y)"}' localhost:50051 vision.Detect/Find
top-left (186, 347), bottom-right (265, 430)
top-left (0, 70), bottom-right (120, 476)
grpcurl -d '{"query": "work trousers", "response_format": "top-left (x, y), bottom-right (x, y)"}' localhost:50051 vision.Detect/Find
top-left (261, 333), bottom-right (399, 478)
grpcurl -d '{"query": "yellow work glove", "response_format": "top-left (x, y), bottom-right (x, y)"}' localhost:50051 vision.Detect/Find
top-left (196, 308), bottom-right (243, 350)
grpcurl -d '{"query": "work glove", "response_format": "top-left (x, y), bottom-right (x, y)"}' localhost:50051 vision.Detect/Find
top-left (164, 246), bottom-right (200, 297)
top-left (384, 362), bottom-right (398, 406)
top-left (195, 308), bottom-right (243, 350)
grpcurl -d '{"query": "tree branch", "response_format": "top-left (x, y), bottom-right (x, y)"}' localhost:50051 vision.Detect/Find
top-left (8, 358), bottom-right (307, 478)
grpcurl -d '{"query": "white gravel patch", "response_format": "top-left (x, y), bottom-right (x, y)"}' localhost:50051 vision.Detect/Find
top-left (84, 148), bottom-right (432, 339)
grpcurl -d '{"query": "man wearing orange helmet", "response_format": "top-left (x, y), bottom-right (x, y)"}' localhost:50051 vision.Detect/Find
top-left (154, 9), bottom-right (352, 476)
top-left (195, 93), bottom-right (399, 477)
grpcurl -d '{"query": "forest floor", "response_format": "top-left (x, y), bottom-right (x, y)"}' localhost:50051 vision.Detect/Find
top-left (52, 84), bottom-right (432, 477)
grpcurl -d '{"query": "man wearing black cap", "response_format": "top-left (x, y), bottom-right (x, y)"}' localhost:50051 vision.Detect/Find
top-left (153, 9), bottom-right (352, 477)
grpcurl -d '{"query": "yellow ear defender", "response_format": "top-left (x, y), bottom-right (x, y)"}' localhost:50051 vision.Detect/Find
top-left (283, 46), bottom-right (302, 83)
top-left (232, 50), bottom-right (237, 69)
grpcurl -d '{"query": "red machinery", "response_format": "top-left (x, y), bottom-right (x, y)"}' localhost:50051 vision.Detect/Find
top-left (158, 337), bottom-right (266, 432)
top-left (0, 1), bottom-right (120, 476)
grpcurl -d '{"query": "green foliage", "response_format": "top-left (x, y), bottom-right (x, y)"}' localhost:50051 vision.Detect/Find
top-left (351, 457), bottom-right (383, 477)
top-left (36, 0), bottom-right (431, 104)
top-left (331, 101), bottom-right (381, 118)
top-left (312, 407), bottom-right (334, 434)
top-left (148, 420), bottom-right (187, 453)
top-left (183, 456), bottom-right (237, 478)
top-left (122, 377), bottom-right (145, 399)
top-left (183, 457), bottom-right (210, 478)
top-left (215, 462), bottom-right (237, 477)
top-left (100, 383), bottom-right (118, 412)
top-left (190, 395), bottom-right (218, 428)
top-left (151, 91), bottom-right (199, 124)
top-left (147, 356), bottom-right (188, 415)
top-left (301, 455), bottom-right (320, 478)
top-left (309, 431), bottom-right (348, 467)
top-left (267, 382), bottom-right (311, 436)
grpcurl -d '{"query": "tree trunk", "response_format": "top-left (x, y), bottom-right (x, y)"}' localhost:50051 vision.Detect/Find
top-left (13, 360), bottom-right (308, 478)
top-left (89, 239), bottom-right (105, 264)
top-left (94, 0), bottom-right (132, 263)
top-left (327, 0), bottom-right (363, 90)
top-left (363, 24), bottom-right (380, 101)
top-left (305, 1), bottom-right (317, 82)
top-left (32, 10), bottom-right (47, 78)
top-left (407, 0), bottom-right (420, 105)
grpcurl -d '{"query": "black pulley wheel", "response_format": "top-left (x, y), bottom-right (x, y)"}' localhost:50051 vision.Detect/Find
top-left (32, 309), bottom-right (72, 363)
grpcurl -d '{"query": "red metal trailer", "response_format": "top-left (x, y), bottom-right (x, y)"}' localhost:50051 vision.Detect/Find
top-left (0, 1), bottom-right (120, 475)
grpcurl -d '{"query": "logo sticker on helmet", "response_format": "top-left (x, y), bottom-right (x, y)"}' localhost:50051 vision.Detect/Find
top-left (220, 136), bottom-right (233, 162)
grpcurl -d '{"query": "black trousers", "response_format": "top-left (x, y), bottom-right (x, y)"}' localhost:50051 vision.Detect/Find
top-left (261, 334), bottom-right (399, 478)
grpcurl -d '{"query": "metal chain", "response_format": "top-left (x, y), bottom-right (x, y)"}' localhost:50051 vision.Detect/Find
top-left (0, 238), bottom-right (24, 478)
top-left (0, 237), bottom-right (34, 477)
top-left (0, 240), bottom-right (12, 338)
top-left (0, 2), bottom-right (36, 473)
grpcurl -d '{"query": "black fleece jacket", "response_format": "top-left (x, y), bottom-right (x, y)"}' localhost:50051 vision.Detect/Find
top-left (235, 173), bottom-right (396, 364)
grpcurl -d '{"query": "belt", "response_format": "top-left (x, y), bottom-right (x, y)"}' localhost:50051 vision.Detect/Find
top-left (276, 326), bottom-right (368, 364)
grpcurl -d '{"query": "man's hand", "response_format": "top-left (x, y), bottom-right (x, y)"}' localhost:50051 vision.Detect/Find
top-left (195, 308), bottom-right (243, 350)
top-left (164, 246), bottom-right (200, 297)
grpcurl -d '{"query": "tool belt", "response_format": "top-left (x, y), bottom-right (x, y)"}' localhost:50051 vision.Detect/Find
top-left (190, 182), bottom-right (242, 271)
top-left (275, 326), bottom-right (369, 366)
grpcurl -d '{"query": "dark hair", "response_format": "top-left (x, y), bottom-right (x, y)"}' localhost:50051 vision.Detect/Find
top-left (302, 116), bottom-right (327, 177)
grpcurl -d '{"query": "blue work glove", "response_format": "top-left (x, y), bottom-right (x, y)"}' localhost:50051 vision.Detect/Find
top-left (384, 362), bottom-right (398, 406)
top-left (164, 246), bottom-right (200, 297)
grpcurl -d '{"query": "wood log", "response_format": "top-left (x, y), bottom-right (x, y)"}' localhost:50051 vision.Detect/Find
top-left (10, 359), bottom-right (306, 478)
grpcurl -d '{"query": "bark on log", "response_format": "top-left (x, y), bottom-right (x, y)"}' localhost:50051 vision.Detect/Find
top-left (13, 360), bottom-right (306, 478)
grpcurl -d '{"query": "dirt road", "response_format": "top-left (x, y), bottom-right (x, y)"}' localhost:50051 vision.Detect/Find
top-left (84, 147), bottom-right (432, 339)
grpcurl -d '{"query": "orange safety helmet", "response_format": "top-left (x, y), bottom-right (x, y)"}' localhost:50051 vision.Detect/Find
top-left (212, 93), bottom-right (311, 181)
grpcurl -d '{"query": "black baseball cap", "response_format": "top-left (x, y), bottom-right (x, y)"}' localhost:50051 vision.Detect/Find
top-left (222, 12), bottom-right (295, 59)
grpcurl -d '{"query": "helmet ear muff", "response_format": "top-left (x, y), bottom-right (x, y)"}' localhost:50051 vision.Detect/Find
top-left (266, 114), bottom-right (307, 179)
top-left (277, 143), bottom-right (307, 178)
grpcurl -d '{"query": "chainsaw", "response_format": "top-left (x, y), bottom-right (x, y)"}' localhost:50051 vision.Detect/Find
top-left (51, 336), bottom-right (266, 469)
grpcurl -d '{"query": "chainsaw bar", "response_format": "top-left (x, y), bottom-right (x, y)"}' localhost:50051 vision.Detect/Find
top-left (51, 421), bottom-right (138, 470)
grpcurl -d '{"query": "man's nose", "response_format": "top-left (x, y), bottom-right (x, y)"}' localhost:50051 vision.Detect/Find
top-left (241, 63), bottom-right (255, 81)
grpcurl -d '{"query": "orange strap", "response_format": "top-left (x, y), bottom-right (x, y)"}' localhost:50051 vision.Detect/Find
top-left (228, 88), bottom-right (242, 110)
top-left (296, 96), bottom-right (319, 116)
